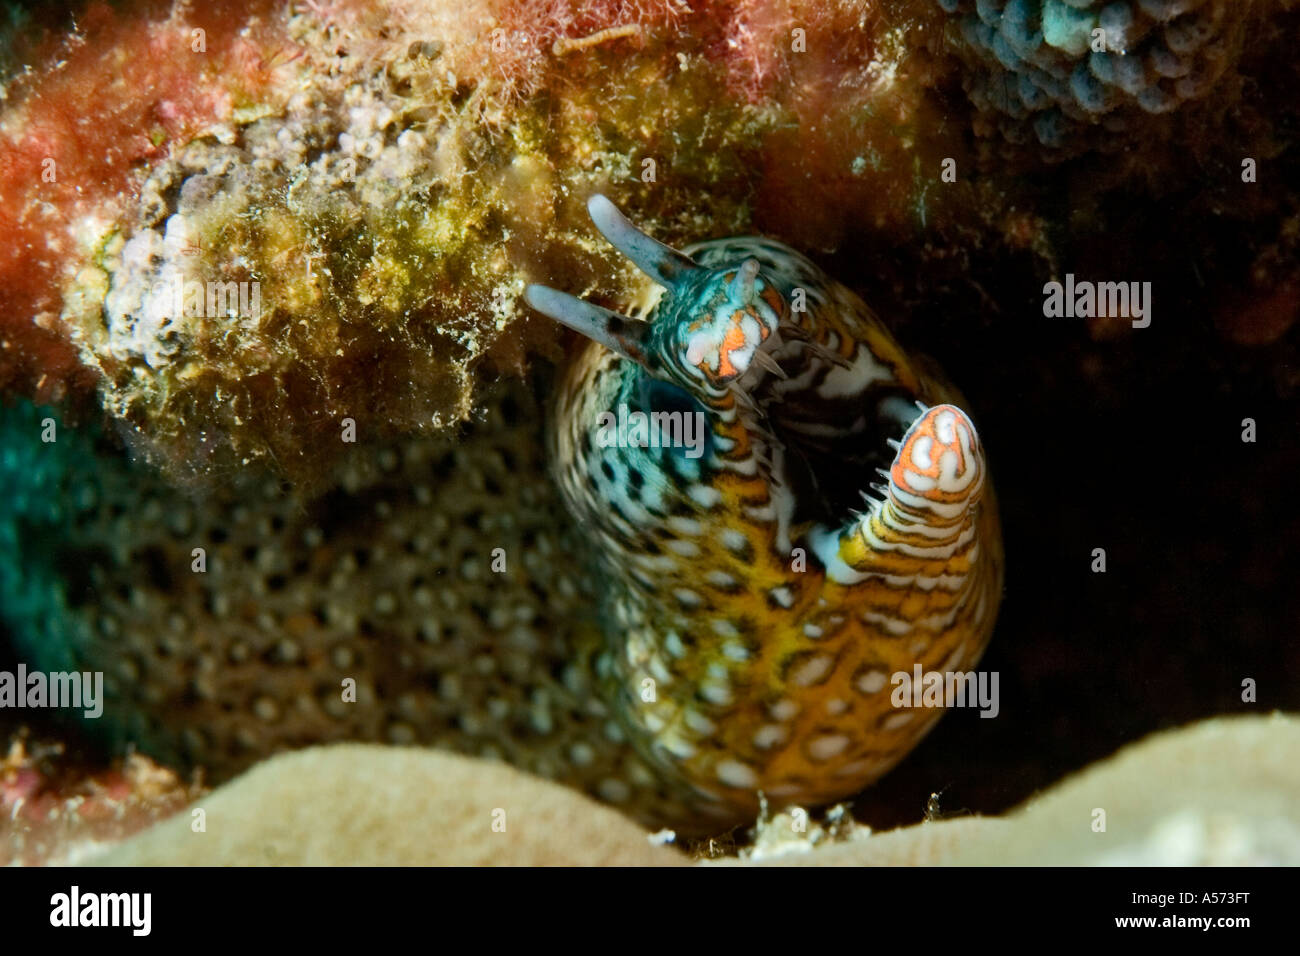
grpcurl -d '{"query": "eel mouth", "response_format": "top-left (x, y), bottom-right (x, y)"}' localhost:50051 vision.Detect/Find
top-left (739, 335), bottom-right (935, 528)
top-left (778, 394), bottom-right (928, 528)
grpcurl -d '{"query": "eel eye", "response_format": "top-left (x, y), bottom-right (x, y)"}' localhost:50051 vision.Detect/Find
top-left (683, 310), bottom-right (762, 384)
top-left (676, 259), bottom-right (783, 386)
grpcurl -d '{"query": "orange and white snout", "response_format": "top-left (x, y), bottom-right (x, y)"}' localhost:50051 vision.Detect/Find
top-left (889, 404), bottom-right (986, 520)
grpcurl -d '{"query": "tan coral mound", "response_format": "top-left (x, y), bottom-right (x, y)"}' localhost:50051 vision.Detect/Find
top-left (89, 713), bottom-right (1300, 865)
top-left (95, 744), bottom-right (683, 866)
top-left (945, 711), bottom-right (1300, 866)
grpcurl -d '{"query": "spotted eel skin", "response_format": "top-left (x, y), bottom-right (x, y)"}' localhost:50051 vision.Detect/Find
top-left (527, 196), bottom-right (1005, 831)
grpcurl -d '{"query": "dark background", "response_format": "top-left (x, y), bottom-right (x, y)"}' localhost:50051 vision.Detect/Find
top-left (846, 213), bottom-right (1300, 827)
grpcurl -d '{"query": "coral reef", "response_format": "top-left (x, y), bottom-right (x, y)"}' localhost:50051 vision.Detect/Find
top-left (2, 0), bottom-right (1296, 479)
top-left (0, 385), bottom-right (719, 827)
top-left (2, 0), bottom-right (969, 487)
top-left (935, 0), bottom-right (1256, 157)
top-left (1, 0), bottom-right (1298, 851)
top-left (0, 0), bottom-right (292, 408)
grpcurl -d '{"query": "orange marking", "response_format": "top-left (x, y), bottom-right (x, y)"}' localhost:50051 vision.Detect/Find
top-left (715, 313), bottom-right (748, 379)
top-left (760, 286), bottom-right (784, 320)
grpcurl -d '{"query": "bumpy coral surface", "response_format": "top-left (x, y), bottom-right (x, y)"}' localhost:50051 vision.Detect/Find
top-left (0, 385), bottom-right (717, 827)
top-left (936, 0), bottom-right (1254, 155)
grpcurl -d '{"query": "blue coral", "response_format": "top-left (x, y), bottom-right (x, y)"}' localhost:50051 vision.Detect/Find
top-left (936, 0), bottom-right (1243, 151)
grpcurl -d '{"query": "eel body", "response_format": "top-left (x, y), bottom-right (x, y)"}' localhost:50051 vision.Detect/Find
top-left (526, 196), bottom-right (1004, 829)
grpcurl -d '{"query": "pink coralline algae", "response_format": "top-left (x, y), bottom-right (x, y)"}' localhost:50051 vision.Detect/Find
top-left (0, 0), bottom-right (981, 485)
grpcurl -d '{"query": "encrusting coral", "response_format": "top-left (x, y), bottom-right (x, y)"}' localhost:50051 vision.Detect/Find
top-left (934, 0), bottom-right (1267, 160)
top-left (4, 0), bottom-right (1297, 481)
top-left (3, 0), bottom-right (972, 489)
top-left (1, 385), bottom-right (703, 827)
top-left (0, 732), bottom-right (199, 866)
top-left (54, 715), bottom-right (1300, 865)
